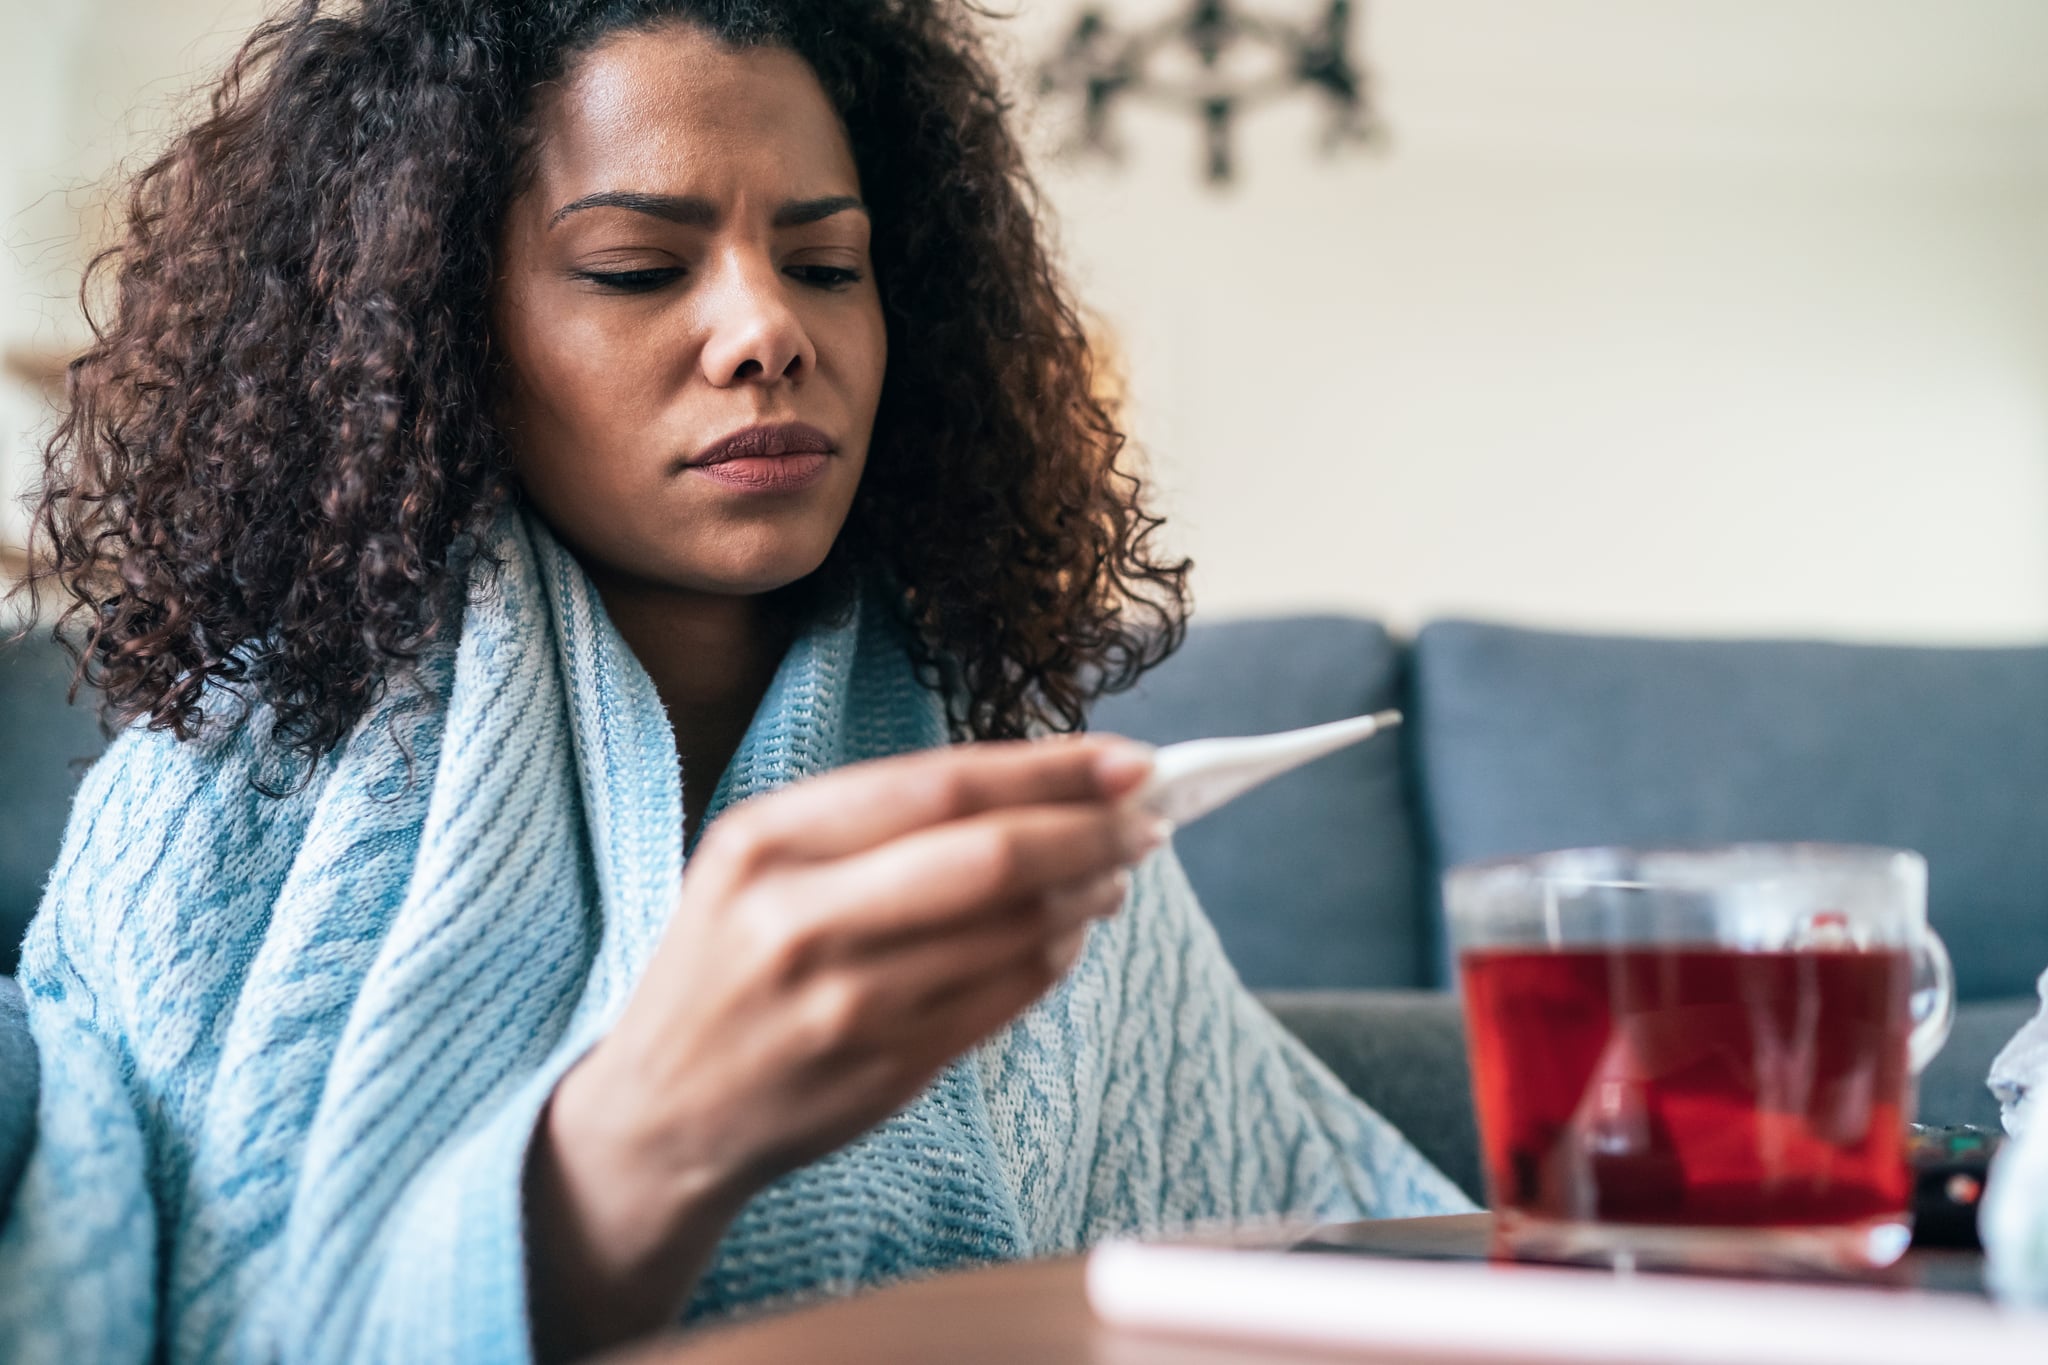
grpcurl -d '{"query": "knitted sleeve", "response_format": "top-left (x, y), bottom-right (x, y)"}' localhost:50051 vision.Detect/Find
top-left (0, 723), bottom-right (295, 1364)
top-left (0, 697), bottom-right (591, 1365)
top-left (0, 921), bottom-right (159, 1363)
top-left (1078, 845), bottom-right (1475, 1243)
top-left (0, 884), bottom-right (581, 1365)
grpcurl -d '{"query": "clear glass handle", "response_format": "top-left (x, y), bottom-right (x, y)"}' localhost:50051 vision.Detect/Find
top-left (1909, 924), bottom-right (1956, 1076)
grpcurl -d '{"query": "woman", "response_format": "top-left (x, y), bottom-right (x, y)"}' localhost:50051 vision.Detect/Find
top-left (0, 1), bottom-right (1468, 1361)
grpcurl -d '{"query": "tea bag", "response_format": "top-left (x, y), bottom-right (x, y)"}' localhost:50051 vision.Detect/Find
top-left (1982, 966), bottom-right (2048, 1305)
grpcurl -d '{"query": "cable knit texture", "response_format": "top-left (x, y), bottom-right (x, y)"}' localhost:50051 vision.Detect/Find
top-left (0, 510), bottom-right (1469, 1363)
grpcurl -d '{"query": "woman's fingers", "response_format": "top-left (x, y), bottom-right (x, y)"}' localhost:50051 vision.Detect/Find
top-left (871, 868), bottom-right (1130, 979)
top-left (1040, 870), bottom-right (1132, 934)
top-left (704, 736), bottom-right (1155, 868)
top-left (606, 738), bottom-right (1156, 1214)
top-left (775, 802), bottom-right (1160, 948)
top-left (902, 934), bottom-right (1099, 1071)
top-left (814, 873), bottom-right (1127, 1062)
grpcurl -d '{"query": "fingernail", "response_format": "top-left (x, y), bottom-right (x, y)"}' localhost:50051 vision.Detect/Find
top-left (1123, 814), bottom-right (1173, 861)
top-left (1050, 871), bottom-right (1129, 926)
top-left (1082, 870), bottom-right (1132, 922)
top-left (1093, 739), bottom-right (1156, 792)
top-left (1045, 923), bottom-right (1091, 974)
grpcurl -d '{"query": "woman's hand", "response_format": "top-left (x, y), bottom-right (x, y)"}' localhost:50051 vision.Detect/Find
top-left (526, 736), bottom-right (1161, 1358)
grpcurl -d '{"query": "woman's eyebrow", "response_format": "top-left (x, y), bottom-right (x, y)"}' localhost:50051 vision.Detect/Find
top-left (773, 195), bottom-right (867, 227)
top-left (549, 190), bottom-right (715, 228)
top-left (547, 191), bottom-right (867, 230)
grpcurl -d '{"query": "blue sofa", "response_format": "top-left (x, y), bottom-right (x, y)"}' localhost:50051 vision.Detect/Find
top-left (5, 616), bottom-right (2045, 1218)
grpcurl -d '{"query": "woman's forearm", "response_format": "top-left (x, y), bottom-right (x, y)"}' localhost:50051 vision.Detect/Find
top-left (520, 741), bottom-right (1153, 1359)
top-left (523, 1056), bottom-right (754, 1363)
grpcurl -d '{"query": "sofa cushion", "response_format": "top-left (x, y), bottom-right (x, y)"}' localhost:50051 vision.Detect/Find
top-left (1413, 621), bottom-right (2048, 999)
top-left (1, 634), bottom-right (109, 974)
top-left (0, 976), bottom-right (36, 1224)
top-left (1092, 616), bottom-right (1428, 989)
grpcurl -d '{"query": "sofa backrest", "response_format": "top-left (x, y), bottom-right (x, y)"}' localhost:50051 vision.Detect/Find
top-left (0, 634), bottom-right (108, 975)
top-left (1412, 620), bottom-right (2048, 1000)
top-left (1090, 615), bottom-right (1432, 990)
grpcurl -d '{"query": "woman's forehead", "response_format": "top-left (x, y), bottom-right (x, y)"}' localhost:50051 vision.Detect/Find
top-left (525, 24), bottom-right (858, 209)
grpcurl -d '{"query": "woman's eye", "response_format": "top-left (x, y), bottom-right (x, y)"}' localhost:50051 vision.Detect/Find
top-left (789, 265), bottom-right (863, 290)
top-left (574, 267), bottom-right (684, 293)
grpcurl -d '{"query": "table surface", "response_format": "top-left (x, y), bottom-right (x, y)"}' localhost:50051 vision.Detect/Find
top-left (607, 1214), bottom-right (1988, 1365)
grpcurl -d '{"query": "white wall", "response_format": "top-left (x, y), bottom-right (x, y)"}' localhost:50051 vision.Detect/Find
top-left (7, 0), bottom-right (2048, 645)
top-left (1007, 0), bottom-right (2048, 642)
top-left (0, 3), bottom-right (85, 553)
top-left (0, 0), bottom-right (266, 551)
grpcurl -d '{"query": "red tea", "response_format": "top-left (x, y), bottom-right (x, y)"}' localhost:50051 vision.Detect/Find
top-left (1460, 946), bottom-right (1915, 1228)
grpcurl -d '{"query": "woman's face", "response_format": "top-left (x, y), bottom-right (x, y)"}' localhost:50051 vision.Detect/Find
top-left (493, 23), bottom-right (885, 597)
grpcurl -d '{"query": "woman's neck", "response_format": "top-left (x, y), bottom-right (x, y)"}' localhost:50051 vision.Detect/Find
top-left (584, 570), bottom-right (795, 838)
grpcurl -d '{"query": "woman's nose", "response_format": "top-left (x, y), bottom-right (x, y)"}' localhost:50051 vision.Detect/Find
top-left (698, 253), bottom-right (814, 388)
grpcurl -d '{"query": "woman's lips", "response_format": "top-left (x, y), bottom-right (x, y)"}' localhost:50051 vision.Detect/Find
top-left (683, 421), bottom-right (836, 493)
top-left (687, 452), bottom-right (831, 491)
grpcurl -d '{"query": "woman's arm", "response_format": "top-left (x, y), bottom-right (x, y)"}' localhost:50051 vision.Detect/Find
top-left (0, 955), bottom-right (159, 1365)
top-left (520, 738), bottom-right (1161, 1361)
top-left (523, 1045), bottom-right (753, 1362)
top-left (0, 726), bottom-right (290, 1365)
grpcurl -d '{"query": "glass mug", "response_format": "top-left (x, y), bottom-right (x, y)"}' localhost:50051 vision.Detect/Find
top-left (1445, 844), bottom-right (1955, 1274)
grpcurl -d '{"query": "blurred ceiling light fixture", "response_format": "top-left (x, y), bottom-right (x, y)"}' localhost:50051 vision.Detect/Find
top-left (1035, 0), bottom-right (1382, 184)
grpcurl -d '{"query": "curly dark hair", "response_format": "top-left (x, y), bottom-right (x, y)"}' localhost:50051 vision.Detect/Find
top-left (24, 0), bottom-right (1190, 762)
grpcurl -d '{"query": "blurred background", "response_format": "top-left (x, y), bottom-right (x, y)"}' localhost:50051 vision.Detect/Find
top-left (5, 0), bottom-right (2047, 642)
top-left (5, 2), bottom-right (2047, 1150)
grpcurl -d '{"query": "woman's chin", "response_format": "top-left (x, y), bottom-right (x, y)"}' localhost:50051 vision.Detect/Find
top-left (672, 545), bottom-right (841, 601)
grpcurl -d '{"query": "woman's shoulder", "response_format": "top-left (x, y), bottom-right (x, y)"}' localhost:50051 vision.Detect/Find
top-left (72, 709), bottom-right (318, 854)
top-left (18, 666), bottom-right (454, 1085)
top-left (22, 709), bottom-right (327, 992)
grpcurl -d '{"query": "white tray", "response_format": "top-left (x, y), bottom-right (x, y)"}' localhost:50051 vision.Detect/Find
top-left (1086, 1239), bottom-right (2048, 1365)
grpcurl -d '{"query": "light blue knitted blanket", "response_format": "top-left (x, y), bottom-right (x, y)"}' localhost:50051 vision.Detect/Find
top-left (0, 511), bottom-right (1468, 1363)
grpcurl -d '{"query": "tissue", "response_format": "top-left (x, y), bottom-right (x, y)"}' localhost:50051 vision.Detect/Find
top-left (1983, 966), bottom-right (2048, 1305)
top-left (1989, 967), bottom-right (2048, 1139)
top-left (1984, 1119), bottom-right (2048, 1306)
